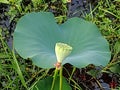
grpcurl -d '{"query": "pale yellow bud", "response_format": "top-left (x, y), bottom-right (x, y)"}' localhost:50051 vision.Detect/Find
top-left (55, 42), bottom-right (72, 63)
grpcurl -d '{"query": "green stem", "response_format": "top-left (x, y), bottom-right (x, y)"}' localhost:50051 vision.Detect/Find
top-left (59, 66), bottom-right (63, 90)
top-left (94, 77), bottom-right (103, 90)
top-left (51, 68), bottom-right (58, 90)
top-left (102, 60), bottom-right (120, 71)
top-left (12, 48), bottom-right (27, 89)
top-left (0, 28), bottom-right (27, 88)
top-left (110, 53), bottom-right (118, 63)
top-left (69, 78), bottom-right (82, 90)
top-left (28, 69), bottom-right (49, 90)
top-left (69, 67), bottom-right (76, 83)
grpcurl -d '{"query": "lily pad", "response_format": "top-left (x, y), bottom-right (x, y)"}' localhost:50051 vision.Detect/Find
top-left (14, 12), bottom-right (111, 68)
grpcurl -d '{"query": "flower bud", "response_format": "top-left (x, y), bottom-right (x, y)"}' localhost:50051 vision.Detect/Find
top-left (55, 42), bottom-right (72, 63)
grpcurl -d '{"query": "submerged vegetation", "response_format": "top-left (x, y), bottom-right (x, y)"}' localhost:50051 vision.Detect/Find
top-left (0, 0), bottom-right (120, 90)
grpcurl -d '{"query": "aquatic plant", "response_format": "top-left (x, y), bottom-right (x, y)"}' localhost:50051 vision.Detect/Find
top-left (13, 12), bottom-right (111, 90)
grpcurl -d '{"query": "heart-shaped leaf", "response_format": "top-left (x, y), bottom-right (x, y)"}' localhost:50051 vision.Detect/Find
top-left (14, 12), bottom-right (111, 68)
top-left (31, 76), bottom-right (72, 90)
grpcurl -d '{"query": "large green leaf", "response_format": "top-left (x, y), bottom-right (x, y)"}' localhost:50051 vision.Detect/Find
top-left (14, 12), bottom-right (62, 68)
top-left (32, 76), bottom-right (72, 90)
top-left (14, 12), bottom-right (111, 68)
top-left (60, 18), bottom-right (111, 67)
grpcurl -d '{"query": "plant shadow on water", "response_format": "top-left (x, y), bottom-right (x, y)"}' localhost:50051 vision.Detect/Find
top-left (67, 0), bottom-right (96, 18)
top-left (0, 0), bottom-right (120, 90)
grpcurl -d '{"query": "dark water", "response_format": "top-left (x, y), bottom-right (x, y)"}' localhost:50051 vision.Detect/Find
top-left (63, 64), bottom-right (119, 90)
top-left (67, 0), bottom-right (98, 18)
top-left (0, 3), bottom-right (13, 49)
